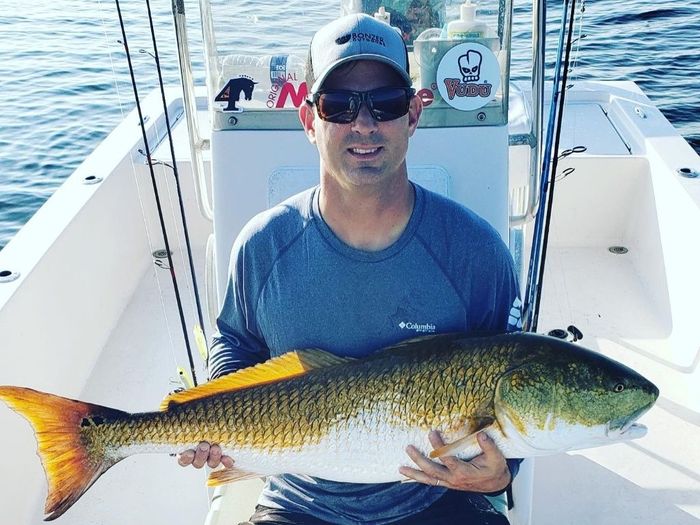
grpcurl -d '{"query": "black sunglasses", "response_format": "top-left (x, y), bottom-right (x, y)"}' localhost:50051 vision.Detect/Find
top-left (309, 87), bottom-right (415, 124)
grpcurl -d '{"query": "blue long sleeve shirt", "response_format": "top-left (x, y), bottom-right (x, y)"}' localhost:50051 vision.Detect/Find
top-left (210, 184), bottom-right (522, 524)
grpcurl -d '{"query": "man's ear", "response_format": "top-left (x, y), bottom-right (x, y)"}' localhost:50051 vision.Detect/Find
top-left (407, 95), bottom-right (423, 137)
top-left (299, 102), bottom-right (317, 144)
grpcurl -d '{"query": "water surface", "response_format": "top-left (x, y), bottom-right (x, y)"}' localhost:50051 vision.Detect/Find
top-left (0, 0), bottom-right (698, 249)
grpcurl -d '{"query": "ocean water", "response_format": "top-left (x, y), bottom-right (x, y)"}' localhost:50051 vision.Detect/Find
top-left (0, 0), bottom-right (698, 250)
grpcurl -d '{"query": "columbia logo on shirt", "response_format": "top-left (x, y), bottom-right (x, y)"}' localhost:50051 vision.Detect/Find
top-left (398, 321), bottom-right (436, 334)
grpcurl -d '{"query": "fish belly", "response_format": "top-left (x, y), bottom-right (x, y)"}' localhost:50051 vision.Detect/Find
top-left (222, 417), bottom-right (431, 483)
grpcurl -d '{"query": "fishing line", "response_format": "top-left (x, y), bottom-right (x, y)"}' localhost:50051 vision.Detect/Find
top-left (97, 0), bottom-right (191, 388)
top-left (97, 0), bottom-right (128, 122)
top-left (568, 0), bottom-right (587, 89)
top-left (97, 0), bottom-right (182, 379)
top-left (143, 0), bottom-right (210, 362)
top-left (531, 0), bottom-right (579, 330)
top-left (114, 0), bottom-right (199, 386)
top-left (558, 0), bottom-right (584, 141)
top-left (563, 1), bottom-right (586, 149)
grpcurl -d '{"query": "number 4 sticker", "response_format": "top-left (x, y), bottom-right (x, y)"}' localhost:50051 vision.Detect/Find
top-left (214, 77), bottom-right (258, 112)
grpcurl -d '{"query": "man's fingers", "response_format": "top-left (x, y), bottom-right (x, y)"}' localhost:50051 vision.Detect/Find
top-left (176, 442), bottom-right (235, 469)
top-left (207, 444), bottom-right (223, 468)
top-left (177, 449), bottom-right (195, 467)
top-left (405, 445), bottom-right (449, 478)
top-left (427, 430), bottom-right (475, 471)
top-left (207, 445), bottom-right (235, 469)
top-left (399, 465), bottom-right (432, 484)
top-left (399, 465), bottom-right (451, 488)
top-left (428, 430), bottom-right (445, 449)
top-left (403, 431), bottom-right (510, 493)
top-left (440, 453), bottom-right (472, 471)
top-left (192, 441), bottom-right (210, 469)
top-left (476, 432), bottom-right (498, 456)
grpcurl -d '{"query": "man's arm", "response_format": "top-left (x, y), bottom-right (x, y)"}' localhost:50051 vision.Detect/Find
top-left (208, 318), bottom-right (269, 380)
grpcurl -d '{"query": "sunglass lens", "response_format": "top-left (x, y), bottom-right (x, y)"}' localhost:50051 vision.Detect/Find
top-left (316, 92), bottom-right (357, 124)
top-left (369, 88), bottom-right (411, 122)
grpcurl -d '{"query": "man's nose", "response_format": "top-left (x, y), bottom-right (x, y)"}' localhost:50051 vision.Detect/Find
top-left (351, 102), bottom-right (378, 134)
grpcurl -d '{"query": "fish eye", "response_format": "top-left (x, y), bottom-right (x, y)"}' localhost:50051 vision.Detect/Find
top-left (613, 383), bottom-right (625, 393)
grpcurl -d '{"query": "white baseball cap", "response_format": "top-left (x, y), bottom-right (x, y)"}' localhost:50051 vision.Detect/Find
top-left (308, 13), bottom-right (412, 94)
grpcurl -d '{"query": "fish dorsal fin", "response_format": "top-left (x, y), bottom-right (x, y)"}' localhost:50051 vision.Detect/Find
top-left (160, 349), bottom-right (352, 411)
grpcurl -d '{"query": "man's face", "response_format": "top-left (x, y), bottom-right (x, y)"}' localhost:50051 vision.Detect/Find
top-left (300, 60), bottom-right (422, 191)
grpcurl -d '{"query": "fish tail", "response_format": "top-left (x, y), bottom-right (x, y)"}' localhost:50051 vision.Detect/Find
top-left (0, 386), bottom-right (129, 521)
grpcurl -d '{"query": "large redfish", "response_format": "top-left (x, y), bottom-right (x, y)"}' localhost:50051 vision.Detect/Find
top-left (0, 332), bottom-right (658, 520)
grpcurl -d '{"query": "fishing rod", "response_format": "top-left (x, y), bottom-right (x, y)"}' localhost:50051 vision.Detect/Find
top-left (143, 0), bottom-right (210, 364)
top-left (523, 0), bottom-right (568, 330)
top-left (523, 0), bottom-right (579, 332)
top-left (114, 0), bottom-right (199, 386)
top-left (531, 0), bottom-right (579, 330)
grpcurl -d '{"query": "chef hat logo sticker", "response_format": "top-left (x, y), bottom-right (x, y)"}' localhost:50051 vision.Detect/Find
top-left (436, 42), bottom-right (500, 111)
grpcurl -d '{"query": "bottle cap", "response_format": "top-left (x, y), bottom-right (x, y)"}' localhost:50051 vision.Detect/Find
top-left (461, 0), bottom-right (477, 21)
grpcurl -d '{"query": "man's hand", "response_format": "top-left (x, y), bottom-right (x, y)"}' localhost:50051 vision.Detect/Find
top-left (176, 441), bottom-right (234, 469)
top-left (399, 431), bottom-right (511, 493)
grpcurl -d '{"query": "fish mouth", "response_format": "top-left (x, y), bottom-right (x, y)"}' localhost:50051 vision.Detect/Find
top-left (606, 420), bottom-right (648, 440)
top-left (605, 400), bottom-right (654, 440)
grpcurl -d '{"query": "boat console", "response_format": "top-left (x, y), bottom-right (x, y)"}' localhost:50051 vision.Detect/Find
top-left (195, 1), bottom-right (522, 304)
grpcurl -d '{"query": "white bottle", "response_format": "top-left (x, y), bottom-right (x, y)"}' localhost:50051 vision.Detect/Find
top-left (447, 0), bottom-right (490, 40)
top-left (374, 6), bottom-right (391, 25)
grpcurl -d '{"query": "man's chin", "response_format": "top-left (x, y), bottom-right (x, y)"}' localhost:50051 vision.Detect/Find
top-left (343, 169), bottom-right (392, 187)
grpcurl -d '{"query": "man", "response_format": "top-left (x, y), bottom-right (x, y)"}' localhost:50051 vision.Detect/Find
top-left (179, 13), bottom-right (521, 525)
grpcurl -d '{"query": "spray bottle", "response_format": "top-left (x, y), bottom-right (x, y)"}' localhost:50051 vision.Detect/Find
top-left (374, 6), bottom-right (391, 24)
top-left (447, 0), bottom-right (491, 39)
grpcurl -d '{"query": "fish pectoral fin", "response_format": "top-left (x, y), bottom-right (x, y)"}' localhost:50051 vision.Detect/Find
top-left (207, 467), bottom-right (262, 486)
top-left (429, 418), bottom-right (496, 459)
top-left (160, 349), bottom-right (353, 410)
top-left (429, 433), bottom-right (480, 459)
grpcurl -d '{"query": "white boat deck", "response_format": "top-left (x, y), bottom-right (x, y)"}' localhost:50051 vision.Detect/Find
top-left (534, 248), bottom-right (700, 524)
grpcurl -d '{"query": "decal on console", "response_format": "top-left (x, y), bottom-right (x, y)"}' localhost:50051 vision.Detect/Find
top-left (436, 42), bottom-right (500, 112)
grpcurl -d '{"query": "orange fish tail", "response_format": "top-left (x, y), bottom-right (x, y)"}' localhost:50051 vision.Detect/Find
top-left (0, 386), bottom-right (129, 521)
